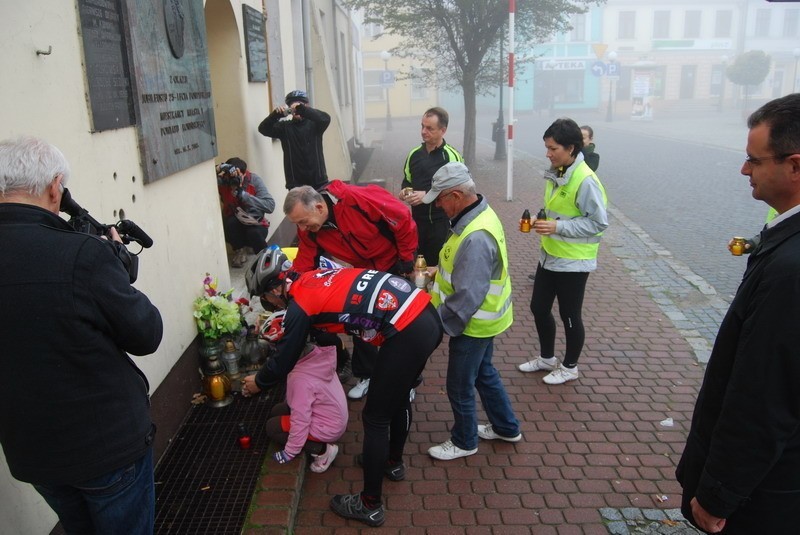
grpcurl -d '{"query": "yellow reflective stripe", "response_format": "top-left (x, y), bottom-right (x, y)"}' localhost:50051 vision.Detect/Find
top-left (473, 295), bottom-right (512, 320)
top-left (487, 282), bottom-right (504, 295)
top-left (437, 267), bottom-right (453, 284)
top-left (546, 234), bottom-right (602, 244)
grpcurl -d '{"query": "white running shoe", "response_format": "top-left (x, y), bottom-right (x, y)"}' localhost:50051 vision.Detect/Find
top-left (428, 440), bottom-right (478, 460)
top-left (543, 364), bottom-right (579, 385)
top-left (477, 423), bottom-right (523, 443)
top-left (310, 443), bottom-right (339, 473)
top-left (518, 356), bottom-right (558, 373)
top-left (348, 378), bottom-right (370, 399)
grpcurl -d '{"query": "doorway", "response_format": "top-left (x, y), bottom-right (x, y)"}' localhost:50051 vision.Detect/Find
top-left (680, 65), bottom-right (696, 99)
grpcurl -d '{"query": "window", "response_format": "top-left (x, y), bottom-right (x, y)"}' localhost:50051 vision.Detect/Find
top-left (653, 11), bottom-right (670, 39)
top-left (710, 64), bottom-right (726, 97)
top-left (784, 9), bottom-right (799, 38)
top-left (755, 9), bottom-right (770, 37)
top-left (570, 13), bottom-right (586, 41)
top-left (364, 70), bottom-right (384, 102)
top-left (715, 10), bottom-right (732, 38)
top-left (411, 68), bottom-right (428, 100)
top-left (619, 11), bottom-right (635, 39)
top-left (684, 10), bottom-right (701, 39)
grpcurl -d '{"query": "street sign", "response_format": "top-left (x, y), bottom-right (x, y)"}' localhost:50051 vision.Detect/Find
top-left (592, 43), bottom-right (608, 60)
top-left (607, 61), bottom-right (620, 79)
top-left (591, 61), bottom-right (607, 77)
top-left (380, 70), bottom-right (395, 87)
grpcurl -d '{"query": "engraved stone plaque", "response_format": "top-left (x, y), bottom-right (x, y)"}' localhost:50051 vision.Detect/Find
top-left (125, 0), bottom-right (217, 183)
top-left (77, 0), bottom-right (135, 132)
top-left (243, 5), bottom-right (268, 83)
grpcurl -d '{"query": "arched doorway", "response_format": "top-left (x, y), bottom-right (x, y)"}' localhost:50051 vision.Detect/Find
top-left (205, 0), bottom-right (247, 162)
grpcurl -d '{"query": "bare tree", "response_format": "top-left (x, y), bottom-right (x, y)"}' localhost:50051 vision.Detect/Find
top-left (345, 0), bottom-right (599, 165)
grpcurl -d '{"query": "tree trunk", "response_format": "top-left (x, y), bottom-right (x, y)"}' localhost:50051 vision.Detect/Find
top-left (461, 74), bottom-right (478, 167)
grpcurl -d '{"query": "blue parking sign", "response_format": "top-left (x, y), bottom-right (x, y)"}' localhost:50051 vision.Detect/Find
top-left (607, 61), bottom-right (619, 78)
top-left (380, 70), bottom-right (396, 87)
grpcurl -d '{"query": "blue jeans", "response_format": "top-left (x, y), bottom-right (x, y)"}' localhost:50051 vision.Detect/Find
top-left (34, 447), bottom-right (154, 535)
top-left (446, 335), bottom-right (520, 450)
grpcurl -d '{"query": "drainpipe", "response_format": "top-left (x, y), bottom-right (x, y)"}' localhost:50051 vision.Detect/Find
top-left (332, 0), bottom-right (340, 100)
top-left (302, 0), bottom-right (314, 98)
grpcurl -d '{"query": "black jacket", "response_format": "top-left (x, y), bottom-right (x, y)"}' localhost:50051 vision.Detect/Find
top-left (258, 104), bottom-right (330, 190)
top-left (0, 203), bottom-right (163, 485)
top-left (401, 141), bottom-right (463, 222)
top-left (581, 143), bottom-right (599, 172)
top-left (676, 210), bottom-right (800, 533)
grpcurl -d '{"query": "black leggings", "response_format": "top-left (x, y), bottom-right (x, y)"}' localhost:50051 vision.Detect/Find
top-left (264, 402), bottom-right (326, 456)
top-left (529, 265), bottom-right (589, 367)
top-left (361, 303), bottom-right (443, 502)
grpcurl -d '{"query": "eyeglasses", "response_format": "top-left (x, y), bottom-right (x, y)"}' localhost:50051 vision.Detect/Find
top-left (438, 190), bottom-right (458, 202)
top-left (744, 153), bottom-right (796, 166)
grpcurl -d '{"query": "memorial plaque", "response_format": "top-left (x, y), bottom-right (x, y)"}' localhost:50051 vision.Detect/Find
top-left (243, 5), bottom-right (268, 83)
top-left (125, 0), bottom-right (217, 183)
top-left (77, 0), bottom-right (135, 131)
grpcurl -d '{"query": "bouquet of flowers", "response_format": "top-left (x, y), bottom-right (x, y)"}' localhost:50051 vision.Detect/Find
top-left (193, 274), bottom-right (249, 340)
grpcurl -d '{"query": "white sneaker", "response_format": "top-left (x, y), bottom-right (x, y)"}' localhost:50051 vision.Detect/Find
top-left (518, 356), bottom-right (558, 373)
top-left (428, 440), bottom-right (477, 460)
top-left (310, 443), bottom-right (339, 473)
top-left (409, 388), bottom-right (416, 402)
top-left (543, 364), bottom-right (579, 385)
top-left (348, 378), bottom-right (370, 399)
top-left (477, 423), bottom-right (522, 443)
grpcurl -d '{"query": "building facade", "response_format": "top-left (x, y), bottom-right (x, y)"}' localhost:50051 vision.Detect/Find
top-left (0, 1), bottom-right (362, 532)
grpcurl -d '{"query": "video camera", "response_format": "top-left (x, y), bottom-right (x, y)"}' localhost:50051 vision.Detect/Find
top-left (59, 188), bottom-right (153, 283)
top-left (218, 163), bottom-right (241, 187)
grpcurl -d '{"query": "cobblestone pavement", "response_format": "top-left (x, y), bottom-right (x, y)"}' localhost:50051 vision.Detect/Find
top-left (276, 116), bottom-right (716, 534)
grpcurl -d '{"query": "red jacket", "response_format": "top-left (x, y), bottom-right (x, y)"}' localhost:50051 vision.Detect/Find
top-left (255, 268), bottom-right (431, 389)
top-left (292, 180), bottom-right (417, 273)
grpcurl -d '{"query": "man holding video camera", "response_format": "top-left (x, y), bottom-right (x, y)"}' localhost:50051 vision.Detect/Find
top-left (0, 136), bottom-right (163, 534)
top-left (217, 157), bottom-right (276, 268)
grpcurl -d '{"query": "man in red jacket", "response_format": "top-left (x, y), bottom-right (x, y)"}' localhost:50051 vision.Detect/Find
top-left (242, 266), bottom-right (442, 527)
top-left (284, 181), bottom-right (418, 398)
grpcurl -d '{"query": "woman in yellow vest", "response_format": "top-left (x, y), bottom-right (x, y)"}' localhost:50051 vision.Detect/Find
top-left (518, 118), bottom-right (608, 384)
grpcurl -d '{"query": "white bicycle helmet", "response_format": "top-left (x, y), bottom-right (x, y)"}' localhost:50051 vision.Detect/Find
top-left (259, 310), bottom-right (286, 342)
top-left (245, 246), bottom-right (288, 296)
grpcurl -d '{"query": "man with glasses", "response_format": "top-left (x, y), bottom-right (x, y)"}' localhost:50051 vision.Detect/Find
top-left (677, 93), bottom-right (800, 534)
top-left (423, 162), bottom-right (522, 461)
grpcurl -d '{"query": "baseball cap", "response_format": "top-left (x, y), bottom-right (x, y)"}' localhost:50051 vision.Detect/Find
top-left (422, 162), bottom-right (473, 204)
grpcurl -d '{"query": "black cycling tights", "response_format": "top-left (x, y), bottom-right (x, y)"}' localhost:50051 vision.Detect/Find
top-left (529, 265), bottom-right (590, 367)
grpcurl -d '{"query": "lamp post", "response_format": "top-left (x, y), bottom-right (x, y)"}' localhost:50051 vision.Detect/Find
top-left (494, 40), bottom-right (506, 160)
top-left (546, 58), bottom-right (556, 116)
top-left (793, 48), bottom-right (800, 93)
top-left (380, 50), bottom-right (392, 131)
top-left (605, 51), bottom-right (617, 122)
top-left (718, 55), bottom-right (728, 112)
